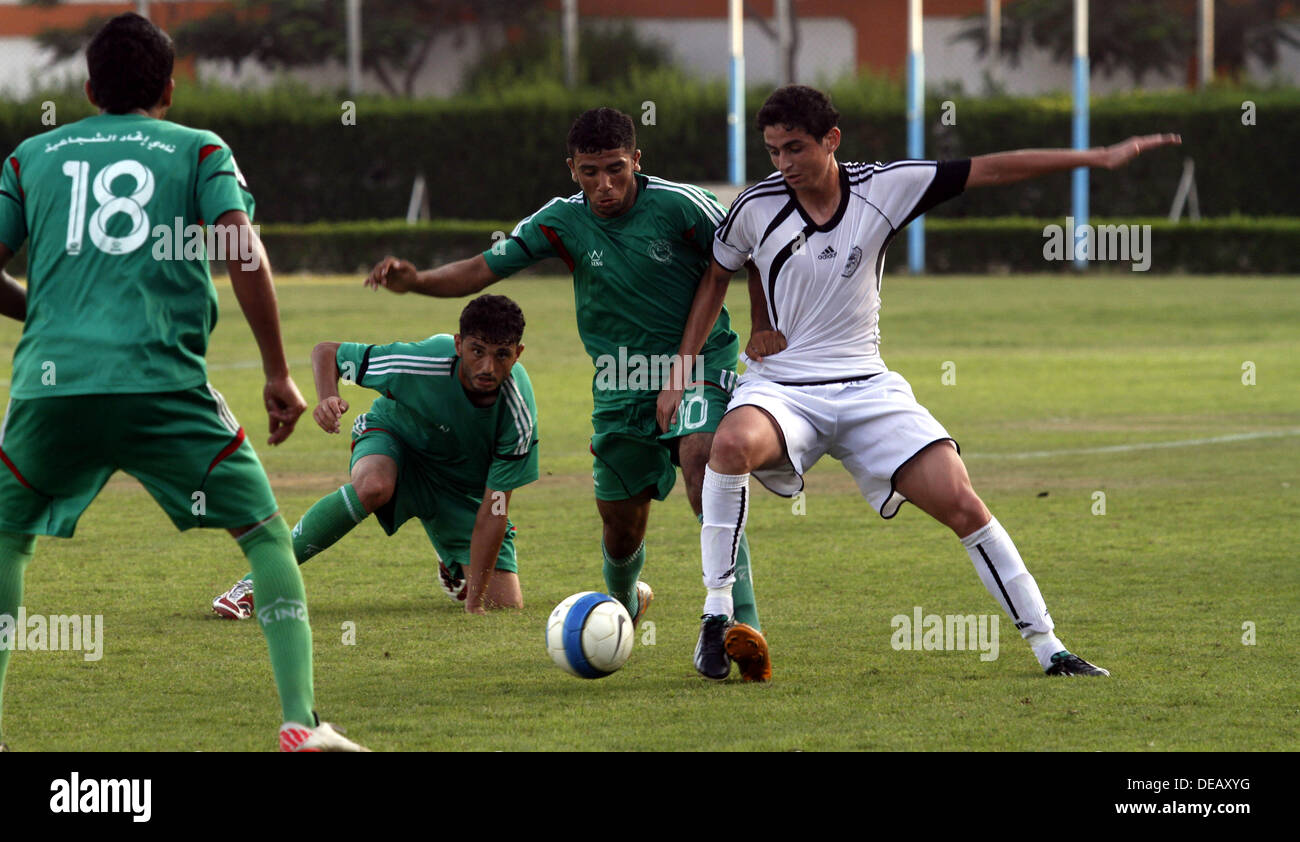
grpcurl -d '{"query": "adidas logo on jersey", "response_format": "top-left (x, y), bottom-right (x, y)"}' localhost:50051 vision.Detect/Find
top-left (817, 246), bottom-right (837, 260)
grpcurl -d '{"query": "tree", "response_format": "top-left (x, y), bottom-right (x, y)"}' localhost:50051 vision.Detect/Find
top-left (954, 0), bottom-right (1300, 85)
top-left (22, 0), bottom-right (547, 98)
top-left (460, 21), bottom-right (676, 94)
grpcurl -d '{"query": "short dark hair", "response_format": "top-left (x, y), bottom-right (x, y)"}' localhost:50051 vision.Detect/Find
top-left (566, 107), bottom-right (636, 157)
top-left (87, 12), bottom-right (175, 114)
top-left (756, 85), bottom-right (840, 140)
top-left (459, 294), bottom-right (525, 347)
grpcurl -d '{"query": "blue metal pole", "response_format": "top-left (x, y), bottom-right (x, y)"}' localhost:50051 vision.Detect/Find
top-left (907, 1), bottom-right (925, 274)
top-left (729, 0), bottom-right (745, 185)
top-left (1072, 0), bottom-right (1089, 270)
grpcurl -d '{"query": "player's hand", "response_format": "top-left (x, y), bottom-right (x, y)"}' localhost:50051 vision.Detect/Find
top-left (656, 385), bottom-right (684, 433)
top-left (364, 256), bottom-right (418, 293)
top-left (463, 587), bottom-right (487, 615)
top-left (313, 396), bottom-right (350, 434)
top-left (264, 375), bottom-right (308, 446)
top-left (1100, 134), bottom-right (1181, 169)
top-left (746, 329), bottom-right (788, 362)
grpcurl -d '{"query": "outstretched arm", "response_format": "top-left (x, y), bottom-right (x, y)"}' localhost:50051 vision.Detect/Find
top-left (363, 253), bottom-right (500, 297)
top-left (966, 134), bottom-right (1181, 189)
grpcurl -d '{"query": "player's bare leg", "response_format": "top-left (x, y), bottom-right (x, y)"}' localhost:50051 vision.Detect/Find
top-left (484, 570), bottom-right (523, 609)
top-left (597, 491), bottom-right (654, 625)
top-left (696, 407), bottom-right (784, 680)
top-left (895, 441), bottom-right (1109, 676)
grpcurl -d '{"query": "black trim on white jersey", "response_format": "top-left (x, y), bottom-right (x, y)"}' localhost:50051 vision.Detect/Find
top-left (717, 172), bottom-right (786, 242)
top-left (774, 373), bottom-right (881, 386)
top-left (868, 159), bottom-right (971, 291)
top-left (765, 223), bottom-right (817, 330)
top-left (899, 159), bottom-right (970, 229)
top-left (758, 198), bottom-right (799, 247)
top-left (719, 186), bottom-right (787, 245)
top-left (790, 164), bottom-right (852, 232)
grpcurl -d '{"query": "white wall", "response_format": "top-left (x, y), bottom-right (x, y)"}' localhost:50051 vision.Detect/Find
top-left (3, 10), bottom-right (1299, 101)
top-left (924, 16), bottom-right (1188, 96)
top-left (623, 17), bottom-right (857, 84)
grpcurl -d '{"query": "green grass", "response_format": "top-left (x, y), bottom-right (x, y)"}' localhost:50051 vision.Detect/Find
top-left (1, 274), bottom-right (1296, 751)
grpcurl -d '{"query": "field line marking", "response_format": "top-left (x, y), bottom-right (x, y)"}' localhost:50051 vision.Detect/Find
top-left (968, 429), bottom-right (1300, 460)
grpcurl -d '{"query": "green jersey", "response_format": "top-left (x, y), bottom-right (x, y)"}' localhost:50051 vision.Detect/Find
top-left (482, 172), bottom-right (739, 406)
top-left (336, 334), bottom-right (540, 495)
top-left (0, 113), bottom-right (254, 399)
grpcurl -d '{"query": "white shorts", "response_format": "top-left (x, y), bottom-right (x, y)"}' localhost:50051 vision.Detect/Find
top-left (728, 371), bottom-right (957, 518)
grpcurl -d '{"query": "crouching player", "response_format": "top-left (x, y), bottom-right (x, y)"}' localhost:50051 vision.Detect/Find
top-left (213, 294), bottom-right (539, 617)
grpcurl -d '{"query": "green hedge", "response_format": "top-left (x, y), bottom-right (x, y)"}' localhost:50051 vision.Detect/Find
top-left (2, 82), bottom-right (1296, 222)
top-left (253, 217), bottom-right (1300, 275)
top-left (5, 216), bottom-right (1298, 275)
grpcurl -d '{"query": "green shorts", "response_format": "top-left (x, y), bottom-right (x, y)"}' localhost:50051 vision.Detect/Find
top-left (350, 409), bottom-right (516, 576)
top-left (590, 372), bottom-right (736, 503)
top-left (0, 386), bottom-right (279, 538)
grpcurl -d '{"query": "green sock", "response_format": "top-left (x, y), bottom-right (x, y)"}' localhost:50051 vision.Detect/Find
top-left (241, 484), bottom-right (366, 582)
top-left (697, 512), bottom-right (760, 630)
top-left (602, 541), bottom-right (646, 617)
top-left (0, 531), bottom-right (36, 745)
top-left (239, 517), bottom-right (314, 726)
top-left (733, 531), bottom-right (760, 631)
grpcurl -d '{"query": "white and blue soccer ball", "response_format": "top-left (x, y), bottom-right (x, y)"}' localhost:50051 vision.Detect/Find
top-left (546, 592), bottom-right (635, 678)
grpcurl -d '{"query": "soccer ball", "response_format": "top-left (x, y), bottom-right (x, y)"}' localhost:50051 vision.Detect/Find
top-left (546, 592), bottom-right (635, 678)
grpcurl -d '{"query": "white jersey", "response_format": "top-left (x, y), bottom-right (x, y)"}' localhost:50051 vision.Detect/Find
top-left (713, 159), bottom-right (969, 383)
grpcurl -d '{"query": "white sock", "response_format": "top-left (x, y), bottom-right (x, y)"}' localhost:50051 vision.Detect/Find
top-left (960, 516), bottom-right (1063, 668)
top-left (1026, 632), bottom-right (1068, 671)
top-left (704, 586), bottom-right (734, 619)
top-left (701, 467), bottom-right (749, 599)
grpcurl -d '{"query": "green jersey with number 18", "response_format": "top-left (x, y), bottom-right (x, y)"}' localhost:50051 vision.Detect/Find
top-left (0, 113), bottom-right (255, 399)
top-left (482, 172), bottom-right (740, 407)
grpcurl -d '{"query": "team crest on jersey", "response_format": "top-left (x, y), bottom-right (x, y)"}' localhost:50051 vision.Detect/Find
top-left (842, 246), bottom-right (863, 277)
top-left (587, 250), bottom-right (604, 267)
top-left (648, 239), bottom-right (674, 264)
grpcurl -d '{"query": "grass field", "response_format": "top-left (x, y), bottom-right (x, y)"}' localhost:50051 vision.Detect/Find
top-left (0, 273), bottom-right (1296, 751)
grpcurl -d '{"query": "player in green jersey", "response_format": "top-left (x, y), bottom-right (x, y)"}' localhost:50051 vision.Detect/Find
top-left (211, 294), bottom-right (539, 618)
top-left (0, 13), bottom-right (364, 751)
top-left (364, 108), bottom-right (771, 679)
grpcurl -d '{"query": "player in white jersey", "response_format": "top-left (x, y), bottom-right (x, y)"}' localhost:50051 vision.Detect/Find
top-left (659, 84), bottom-right (1180, 680)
